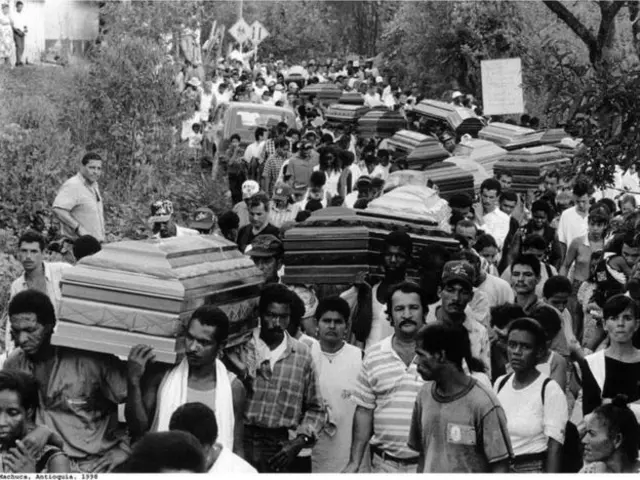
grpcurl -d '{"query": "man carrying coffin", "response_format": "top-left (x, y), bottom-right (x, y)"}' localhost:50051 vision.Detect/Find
top-left (125, 305), bottom-right (247, 457)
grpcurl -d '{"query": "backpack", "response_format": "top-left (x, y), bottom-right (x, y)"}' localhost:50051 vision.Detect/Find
top-left (496, 373), bottom-right (582, 473)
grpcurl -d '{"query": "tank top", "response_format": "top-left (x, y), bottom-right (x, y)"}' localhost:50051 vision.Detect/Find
top-left (187, 386), bottom-right (216, 413)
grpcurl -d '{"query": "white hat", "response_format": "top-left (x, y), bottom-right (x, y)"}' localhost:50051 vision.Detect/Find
top-left (242, 180), bottom-right (260, 199)
top-left (375, 76), bottom-right (383, 84)
top-left (187, 77), bottom-right (202, 88)
top-left (452, 91), bottom-right (463, 99)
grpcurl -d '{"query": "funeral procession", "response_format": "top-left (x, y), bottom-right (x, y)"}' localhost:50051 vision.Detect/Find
top-left (2, 0), bottom-right (640, 475)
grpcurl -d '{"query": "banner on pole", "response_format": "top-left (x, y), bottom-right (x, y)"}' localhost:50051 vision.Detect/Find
top-left (480, 58), bottom-right (524, 115)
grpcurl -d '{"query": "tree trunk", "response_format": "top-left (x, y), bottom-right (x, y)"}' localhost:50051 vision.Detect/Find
top-left (629, 1), bottom-right (640, 60)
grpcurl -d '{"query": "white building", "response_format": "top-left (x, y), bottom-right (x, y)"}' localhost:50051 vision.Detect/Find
top-left (11, 0), bottom-right (99, 63)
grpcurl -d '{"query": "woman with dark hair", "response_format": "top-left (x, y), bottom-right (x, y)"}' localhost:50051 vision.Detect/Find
top-left (581, 294), bottom-right (640, 420)
top-left (314, 148), bottom-right (342, 198)
top-left (0, 370), bottom-right (69, 472)
top-left (581, 394), bottom-right (640, 472)
top-left (408, 322), bottom-right (512, 473)
top-left (494, 318), bottom-right (568, 473)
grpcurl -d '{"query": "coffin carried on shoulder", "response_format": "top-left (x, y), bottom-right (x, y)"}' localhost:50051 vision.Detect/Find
top-left (387, 130), bottom-right (436, 156)
top-left (339, 92), bottom-right (365, 105)
top-left (478, 123), bottom-right (540, 150)
top-left (493, 146), bottom-right (571, 194)
top-left (453, 138), bottom-right (507, 177)
top-left (413, 100), bottom-right (485, 137)
top-left (405, 139), bottom-right (450, 170)
top-left (52, 235), bottom-right (264, 364)
top-left (282, 207), bottom-right (458, 285)
top-left (357, 108), bottom-right (406, 139)
top-left (300, 82), bottom-right (343, 103)
top-left (423, 161), bottom-right (475, 200)
top-left (325, 104), bottom-right (370, 126)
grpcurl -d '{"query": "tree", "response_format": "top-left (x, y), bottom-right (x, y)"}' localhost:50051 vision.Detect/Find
top-left (542, 1), bottom-right (625, 66)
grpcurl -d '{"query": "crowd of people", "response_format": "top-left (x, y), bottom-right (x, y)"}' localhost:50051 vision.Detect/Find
top-left (3, 48), bottom-right (640, 475)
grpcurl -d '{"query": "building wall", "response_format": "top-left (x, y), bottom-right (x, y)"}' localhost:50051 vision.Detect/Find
top-left (43, 0), bottom-right (99, 56)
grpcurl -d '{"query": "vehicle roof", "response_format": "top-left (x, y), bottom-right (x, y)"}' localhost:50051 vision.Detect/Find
top-left (226, 102), bottom-right (293, 115)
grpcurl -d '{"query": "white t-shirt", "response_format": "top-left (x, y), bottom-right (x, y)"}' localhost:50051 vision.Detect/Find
top-left (478, 208), bottom-right (510, 250)
top-left (312, 343), bottom-right (363, 473)
top-left (556, 206), bottom-right (588, 248)
top-left (477, 274), bottom-right (514, 308)
top-left (209, 446), bottom-right (257, 474)
top-left (494, 373), bottom-right (568, 456)
top-left (269, 335), bottom-right (287, 371)
top-left (244, 141), bottom-right (265, 163)
top-left (340, 283), bottom-right (392, 349)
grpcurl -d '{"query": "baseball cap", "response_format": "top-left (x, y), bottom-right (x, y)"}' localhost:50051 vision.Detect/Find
top-left (441, 260), bottom-right (474, 291)
top-left (288, 82), bottom-right (299, 90)
top-left (149, 200), bottom-right (174, 223)
top-left (242, 180), bottom-right (260, 199)
top-left (189, 207), bottom-right (216, 230)
top-left (375, 76), bottom-right (383, 84)
top-left (272, 183), bottom-right (293, 202)
top-left (247, 234), bottom-right (284, 258)
top-left (452, 91), bottom-right (463, 99)
top-left (355, 175), bottom-right (372, 190)
top-left (275, 84), bottom-right (284, 91)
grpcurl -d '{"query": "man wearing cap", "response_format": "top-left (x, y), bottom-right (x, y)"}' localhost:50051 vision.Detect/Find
top-left (233, 180), bottom-right (260, 229)
top-left (189, 207), bottom-right (217, 234)
top-left (149, 200), bottom-right (198, 239)
top-left (451, 91), bottom-right (464, 106)
top-left (344, 176), bottom-right (372, 209)
top-left (247, 235), bottom-right (284, 284)
top-left (237, 192), bottom-right (280, 253)
top-left (425, 260), bottom-right (492, 379)
top-left (269, 183), bottom-right (300, 229)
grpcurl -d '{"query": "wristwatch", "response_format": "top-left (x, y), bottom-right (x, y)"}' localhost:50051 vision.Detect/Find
top-left (297, 434), bottom-right (313, 447)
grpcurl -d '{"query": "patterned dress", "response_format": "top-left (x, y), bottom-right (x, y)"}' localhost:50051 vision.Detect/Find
top-left (0, 12), bottom-right (14, 60)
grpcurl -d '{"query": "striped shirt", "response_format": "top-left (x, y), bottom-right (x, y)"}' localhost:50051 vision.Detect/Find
top-left (268, 202), bottom-right (300, 229)
top-left (263, 154), bottom-right (289, 197)
top-left (351, 335), bottom-right (424, 459)
top-left (244, 334), bottom-right (326, 439)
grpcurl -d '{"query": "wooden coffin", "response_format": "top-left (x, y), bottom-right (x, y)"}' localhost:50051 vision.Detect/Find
top-left (406, 139), bottom-right (450, 170)
top-left (423, 161), bottom-right (475, 200)
top-left (387, 130), bottom-right (435, 156)
top-left (339, 92), bottom-right (365, 105)
top-left (325, 104), bottom-right (370, 125)
top-left (539, 128), bottom-right (569, 145)
top-left (282, 207), bottom-right (458, 285)
top-left (52, 235), bottom-right (264, 364)
top-left (478, 123), bottom-right (539, 150)
top-left (453, 138), bottom-right (507, 177)
top-left (357, 108), bottom-right (407, 139)
top-left (413, 100), bottom-right (485, 137)
top-left (493, 146), bottom-right (571, 194)
top-left (300, 82), bottom-right (343, 103)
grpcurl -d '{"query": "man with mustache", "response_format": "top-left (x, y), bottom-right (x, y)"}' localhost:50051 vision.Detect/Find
top-left (243, 283), bottom-right (325, 473)
top-left (425, 260), bottom-right (491, 379)
top-left (342, 281), bottom-right (427, 473)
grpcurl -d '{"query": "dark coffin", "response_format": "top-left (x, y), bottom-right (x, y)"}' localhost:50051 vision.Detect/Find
top-left (282, 207), bottom-right (458, 285)
top-left (478, 123), bottom-right (539, 150)
top-left (405, 138), bottom-right (450, 170)
top-left (387, 130), bottom-right (436, 156)
top-left (413, 100), bottom-right (485, 137)
top-left (52, 235), bottom-right (264, 364)
top-left (423, 161), bottom-right (475, 200)
top-left (357, 108), bottom-right (407, 139)
top-left (300, 82), bottom-right (343, 103)
top-left (493, 146), bottom-right (571, 194)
